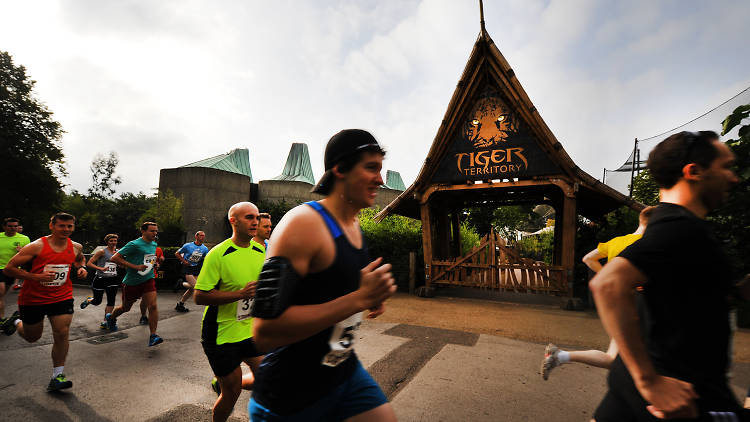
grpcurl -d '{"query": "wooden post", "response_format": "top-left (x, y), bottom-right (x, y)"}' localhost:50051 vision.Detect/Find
top-left (420, 203), bottom-right (433, 290)
top-left (561, 193), bottom-right (577, 296)
top-left (451, 211), bottom-right (461, 257)
top-left (409, 251), bottom-right (416, 295)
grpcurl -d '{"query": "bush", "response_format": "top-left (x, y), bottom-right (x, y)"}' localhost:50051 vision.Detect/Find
top-left (517, 230), bottom-right (554, 264)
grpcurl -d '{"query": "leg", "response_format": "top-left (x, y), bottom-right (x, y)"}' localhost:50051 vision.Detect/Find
top-left (0, 282), bottom-right (6, 319)
top-left (568, 338), bottom-right (618, 369)
top-left (345, 403), bottom-right (397, 422)
top-left (139, 299), bottom-right (148, 318)
top-left (89, 288), bottom-right (105, 306)
top-left (142, 290), bottom-right (158, 335)
top-left (179, 275), bottom-right (196, 303)
top-left (240, 355), bottom-right (264, 390)
top-left (48, 313), bottom-right (73, 367)
top-left (111, 298), bottom-right (135, 319)
top-left (104, 284), bottom-right (118, 316)
top-left (213, 366), bottom-right (243, 422)
top-left (17, 320), bottom-right (44, 342)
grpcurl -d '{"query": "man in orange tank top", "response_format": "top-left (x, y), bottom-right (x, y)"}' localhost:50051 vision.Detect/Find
top-left (1, 212), bottom-right (87, 392)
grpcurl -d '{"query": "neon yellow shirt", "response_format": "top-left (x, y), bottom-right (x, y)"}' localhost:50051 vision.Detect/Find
top-left (0, 233), bottom-right (31, 269)
top-left (597, 233), bottom-right (642, 262)
top-left (195, 238), bottom-right (265, 345)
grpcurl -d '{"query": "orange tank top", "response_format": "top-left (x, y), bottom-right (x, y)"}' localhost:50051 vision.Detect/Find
top-left (19, 237), bottom-right (76, 305)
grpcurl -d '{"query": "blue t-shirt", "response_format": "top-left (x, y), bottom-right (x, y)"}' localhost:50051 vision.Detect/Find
top-left (118, 238), bottom-right (158, 285)
top-left (178, 242), bottom-right (209, 267)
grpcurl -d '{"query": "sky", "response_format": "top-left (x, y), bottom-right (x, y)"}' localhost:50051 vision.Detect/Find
top-left (3, 0), bottom-right (750, 196)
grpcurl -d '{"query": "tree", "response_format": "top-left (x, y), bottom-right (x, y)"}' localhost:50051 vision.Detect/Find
top-left (631, 170), bottom-right (659, 206)
top-left (0, 51), bottom-right (64, 236)
top-left (138, 190), bottom-right (185, 246)
top-left (88, 151), bottom-right (122, 198)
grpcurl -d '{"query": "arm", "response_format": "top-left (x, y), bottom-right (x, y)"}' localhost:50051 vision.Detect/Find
top-left (734, 274), bottom-right (750, 301)
top-left (110, 252), bottom-right (146, 271)
top-left (175, 248), bottom-right (189, 265)
top-left (194, 282), bottom-right (255, 306)
top-left (590, 257), bottom-right (698, 419)
top-left (86, 249), bottom-right (107, 272)
top-left (2, 241), bottom-right (54, 283)
top-left (582, 248), bottom-right (605, 273)
top-left (72, 242), bottom-right (88, 279)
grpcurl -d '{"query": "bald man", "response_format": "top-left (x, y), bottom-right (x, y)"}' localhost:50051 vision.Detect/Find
top-left (194, 202), bottom-right (265, 422)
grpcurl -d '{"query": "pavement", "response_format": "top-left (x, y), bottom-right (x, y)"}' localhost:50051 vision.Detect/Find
top-left (1, 287), bottom-right (749, 421)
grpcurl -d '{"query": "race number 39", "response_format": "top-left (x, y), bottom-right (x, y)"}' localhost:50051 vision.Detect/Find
top-left (237, 298), bottom-right (253, 321)
top-left (42, 264), bottom-right (70, 287)
top-left (321, 313), bottom-right (362, 367)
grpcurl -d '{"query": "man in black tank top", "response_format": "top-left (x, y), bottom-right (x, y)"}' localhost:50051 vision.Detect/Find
top-left (250, 129), bottom-right (398, 421)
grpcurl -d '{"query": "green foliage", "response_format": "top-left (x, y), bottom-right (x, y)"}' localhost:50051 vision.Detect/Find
top-left (459, 220), bottom-right (481, 255)
top-left (256, 199), bottom-right (299, 222)
top-left (0, 51), bottom-right (65, 237)
top-left (138, 189), bottom-right (185, 246)
top-left (88, 151), bottom-right (122, 199)
top-left (465, 204), bottom-right (546, 239)
top-left (517, 230), bottom-right (555, 264)
top-left (631, 170), bottom-right (659, 206)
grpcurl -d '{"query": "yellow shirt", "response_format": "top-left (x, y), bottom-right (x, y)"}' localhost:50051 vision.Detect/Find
top-left (597, 233), bottom-right (642, 262)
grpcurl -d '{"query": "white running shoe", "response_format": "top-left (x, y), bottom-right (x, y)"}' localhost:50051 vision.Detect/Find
top-left (541, 343), bottom-right (560, 380)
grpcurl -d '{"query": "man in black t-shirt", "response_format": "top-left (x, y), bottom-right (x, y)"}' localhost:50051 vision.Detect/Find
top-left (590, 131), bottom-right (747, 421)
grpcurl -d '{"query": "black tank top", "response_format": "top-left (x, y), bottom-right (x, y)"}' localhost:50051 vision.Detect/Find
top-left (252, 201), bottom-right (371, 414)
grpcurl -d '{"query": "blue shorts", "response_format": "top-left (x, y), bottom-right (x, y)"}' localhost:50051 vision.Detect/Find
top-left (249, 360), bottom-right (388, 421)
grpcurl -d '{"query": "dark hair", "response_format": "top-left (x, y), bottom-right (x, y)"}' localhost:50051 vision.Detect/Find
top-left (50, 212), bottom-right (76, 224)
top-left (2, 217), bottom-right (19, 227)
top-left (104, 234), bottom-right (118, 242)
top-left (141, 221), bottom-right (158, 231)
top-left (647, 131), bottom-right (719, 189)
top-left (335, 145), bottom-right (386, 174)
top-left (259, 213), bottom-right (271, 221)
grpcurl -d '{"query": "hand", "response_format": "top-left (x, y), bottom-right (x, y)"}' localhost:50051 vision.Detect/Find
top-left (238, 281), bottom-right (257, 300)
top-left (76, 267), bottom-right (88, 279)
top-left (135, 264), bottom-right (148, 271)
top-left (367, 303), bottom-right (386, 319)
top-left (356, 257), bottom-right (396, 311)
top-left (637, 375), bottom-right (698, 419)
top-left (181, 260), bottom-right (189, 266)
top-left (36, 271), bottom-right (56, 283)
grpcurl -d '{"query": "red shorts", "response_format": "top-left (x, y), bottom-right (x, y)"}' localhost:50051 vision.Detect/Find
top-left (122, 279), bottom-right (156, 303)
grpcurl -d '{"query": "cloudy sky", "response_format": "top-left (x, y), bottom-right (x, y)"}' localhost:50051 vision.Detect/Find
top-left (3, 0), bottom-right (750, 195)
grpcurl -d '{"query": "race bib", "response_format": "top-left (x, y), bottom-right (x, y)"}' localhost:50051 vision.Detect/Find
top-left (42, 264), bottom-right (70, 287)
top-left (188, 250), bottom-right (203, 263)
top-left (236, 298), bottom-right (253, 321)
top-left (321, 312), bottom-right (362, 367)
top-left (143, 254), bottom-right (157, 265)
top-left (103, 262), bottom-right (117, 276)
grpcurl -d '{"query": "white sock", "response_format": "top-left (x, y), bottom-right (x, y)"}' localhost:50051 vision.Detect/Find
top-left (558, 350), bottom-right (571, 364)
top-left (53, 366), bottom-right (64, 378)
top-left (14, 319), bottom-right (21, 327)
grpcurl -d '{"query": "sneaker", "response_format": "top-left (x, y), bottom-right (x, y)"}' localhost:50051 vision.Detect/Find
top-left (182, 281), bottom-right (191, 289)
top-left (100, 321), bottom-right (108, 329)
top-left (1, 311), bottom-right (19, 336)
top-left (541, 343), bottom-right (560, 380)
top-left (80, 297), bottom-right (92, 309)
top-left (47, 374), bottom-right (72, 392)
top-left (210, 377), bottom-right (221, 396)
top-left (12, 284), bottom-right (21, 290)
top-left (175, 302), bottom-right (189, 313)
top-left (105, 313), bottom-right (118, 332)
top-left (148, 334), bottom-right (163, 347)
top-left (139, 315), bottom-right (149, 325)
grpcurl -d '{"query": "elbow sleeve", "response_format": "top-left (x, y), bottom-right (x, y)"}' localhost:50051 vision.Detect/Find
top-left (251, 256), bottom-right (300, 319)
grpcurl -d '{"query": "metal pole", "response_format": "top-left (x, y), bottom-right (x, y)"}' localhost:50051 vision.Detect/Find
top-left (629, 138), bottom-right (638, 197)
top-left (602, 168), bottom-right (606, 184)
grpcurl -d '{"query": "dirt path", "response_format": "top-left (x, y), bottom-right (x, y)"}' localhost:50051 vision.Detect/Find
top-left (380, 292), bottom-right (750, 362)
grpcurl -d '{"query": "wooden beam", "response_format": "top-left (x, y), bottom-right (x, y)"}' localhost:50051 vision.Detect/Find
top-left (420, 177), bottom-right (575, 204)
top-left (560, 192), bottom-right (577, 296)
top-left (420, 203), bottom-right (433, 289)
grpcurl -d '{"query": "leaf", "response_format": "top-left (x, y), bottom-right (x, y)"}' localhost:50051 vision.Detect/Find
top-left (721, 105), bottom-right (750, 135)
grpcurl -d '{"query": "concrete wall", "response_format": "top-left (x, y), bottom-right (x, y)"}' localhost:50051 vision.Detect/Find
top-left (159, 167), bottom-right (251, 246)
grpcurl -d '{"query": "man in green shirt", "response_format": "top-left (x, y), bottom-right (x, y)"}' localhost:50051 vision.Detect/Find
top-left (0, 218), bottom-right (31, 321)
top-left (195, 202), bottom-right (265, 422)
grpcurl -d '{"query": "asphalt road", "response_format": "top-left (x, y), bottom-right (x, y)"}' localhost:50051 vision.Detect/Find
top-left (1, 287), bottom-right (748, 421)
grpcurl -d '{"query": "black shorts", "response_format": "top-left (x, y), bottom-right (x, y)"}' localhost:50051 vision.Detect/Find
top-left (18, 299), bottom-right (74, 325)
top-left (202, 337), bottom-right (262, 378)
top-left (0, 272), bottom-right (14, 285)
top-left (92, 276), bottom-right (120, 290)
top-left (183, 265), bottom-right (201, 277)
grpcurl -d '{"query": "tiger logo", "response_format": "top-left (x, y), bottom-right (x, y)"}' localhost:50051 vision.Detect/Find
top-left (464, 96), bottom-right (518, 148)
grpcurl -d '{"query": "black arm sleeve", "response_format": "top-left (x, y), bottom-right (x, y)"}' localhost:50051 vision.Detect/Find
top-left (251, 256), bottom-right (301, 319)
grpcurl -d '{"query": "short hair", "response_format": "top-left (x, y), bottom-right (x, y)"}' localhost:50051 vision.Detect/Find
top-left (3, 217), bottom-right (19, 227)
top-left (141, 221), bottom-right (158, 231)
top-left (104, 234), bottom-right (118, 242)
top-left (50, 212), bottom-right (76, 224)
top-left (639, 206), bottom-right (657, 224)
top-left (195, 231), bottom-right (205, 237)
top-left (259, 213), bottom-right (271, 221)
top-left (647, 131), bottom-right (720, 189)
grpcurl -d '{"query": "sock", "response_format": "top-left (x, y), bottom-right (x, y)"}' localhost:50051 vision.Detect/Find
top-left (14, 319), bottom-right (21, 327)
top-left (558, 350), bottom-right (571, 364)
top-left (53, 366), bottom-right (64, 378)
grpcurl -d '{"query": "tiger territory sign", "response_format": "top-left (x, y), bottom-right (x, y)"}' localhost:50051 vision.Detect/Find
top-left (432, 94), bottom-right (559, 183)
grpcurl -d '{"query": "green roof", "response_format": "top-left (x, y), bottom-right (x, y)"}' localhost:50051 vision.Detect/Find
top-left (179, 148), bottom-right (253, 182)
top-left (272, 143), bottom-right (315, 185)
top-left (384, 170), bottom-right (406, 191)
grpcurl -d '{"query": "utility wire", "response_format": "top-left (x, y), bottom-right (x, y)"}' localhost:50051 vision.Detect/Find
top-left (638, 85), bottom-right (750, 143)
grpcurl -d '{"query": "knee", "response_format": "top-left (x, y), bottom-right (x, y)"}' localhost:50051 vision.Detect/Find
top-left (147, 303), bottom-right (158, 313)
top-left (121, 301), bottom-right (134, 311)
top-left (91, 296), bottom-right (103, 306)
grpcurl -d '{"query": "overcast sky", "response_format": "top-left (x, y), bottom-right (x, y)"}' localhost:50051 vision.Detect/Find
top-left (4, 0), bottom-right (750, 196)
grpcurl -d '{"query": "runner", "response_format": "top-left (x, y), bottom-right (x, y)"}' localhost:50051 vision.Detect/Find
top-left (11, 222), bottom-right (27, 290)
top-left (139, 246), bottom-right (164, 325)
top-left (253, 213), bottom-right (272, 250)
top-left (249, 129), bottom-right (397, 421)
top-left (80, 234), bottom-right (120, 329)
top-left (107, 222), bottom-right (164, 346)
top-left (590, 131), bottom-right (747, 420)
top-left (194, 202), bottom-right (265, 422)
top-left (0, 218), bottom-right (30, 321)
top-left (0, 212), bottom-right (87, 391)
top-left (542, 206), bottom-right (655, 380)
top-left (175, 231), bottom-right (208, 312)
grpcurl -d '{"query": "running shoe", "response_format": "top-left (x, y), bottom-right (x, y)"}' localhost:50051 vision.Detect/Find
top-left (104, 313), bottom-right (118, 332)
top-left (541, 343), bottom-right (560, 380)
top-left (80, 297), bottom-right (92, 309)
top-left (47, 374), bottom-right (72, 392)
top-left (139, 315), bottom-right (149, 325)
top-left (175, 302), bottom-right (189, 313)
top-left (210, 377), bottom-right (221, 396)
top-left (148, 334), bottom-right (163, 347)
top-left (1, 311), bottom-right (19, 336)
top-left (12, 284), bottom-right (21, 290)
top-left (100, 321), bottom-right (108, 329)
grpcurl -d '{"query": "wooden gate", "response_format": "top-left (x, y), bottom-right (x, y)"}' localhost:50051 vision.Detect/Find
top-left (430, 229), bottom-right (567, 294)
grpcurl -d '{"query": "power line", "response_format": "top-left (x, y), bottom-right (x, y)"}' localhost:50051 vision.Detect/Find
top-left (638, 85), bottom-right (750, 143)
